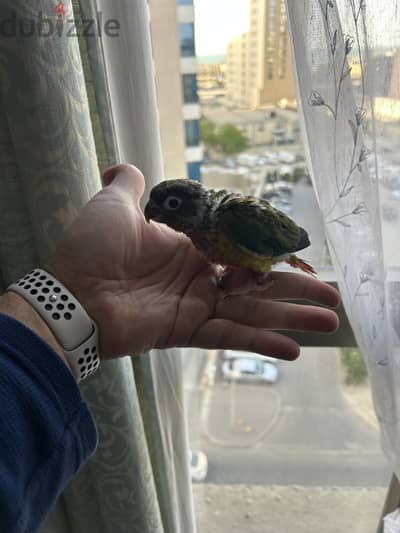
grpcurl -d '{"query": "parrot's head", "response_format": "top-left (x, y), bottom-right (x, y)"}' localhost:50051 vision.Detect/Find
top-left (144, 179), bottom-right (209, 232)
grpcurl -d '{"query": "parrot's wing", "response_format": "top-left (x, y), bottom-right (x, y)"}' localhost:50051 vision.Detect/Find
top-left (215, 196), bottom-right (309, 257)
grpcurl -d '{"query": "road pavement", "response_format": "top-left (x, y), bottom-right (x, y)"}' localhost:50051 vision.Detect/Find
top-left (291, 182), bottom-right (330, 268)
top-left (184, 348), bottom-right (390, 487)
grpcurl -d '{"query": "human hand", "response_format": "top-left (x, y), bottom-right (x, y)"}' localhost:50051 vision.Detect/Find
top-left (46, 164), bottom-right (340, 361)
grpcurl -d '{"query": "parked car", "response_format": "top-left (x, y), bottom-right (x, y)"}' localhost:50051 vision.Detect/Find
top-left (224, 157), bottom-right (236, 168)
top-left (237, 153), bottom-right (259, 167)
top-left (278, 151), bottom-right (296, 164)
top-left (189, 450), bottom-right (208, 482)
top-left (263, 181), bottom-right (293, 196)
top-left (263, 152), bottom-right (280, 165)
top-left (222, 353), bottom-right (279, 384)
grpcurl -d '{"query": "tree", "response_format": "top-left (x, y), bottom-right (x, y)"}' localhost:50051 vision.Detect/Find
top-left (200, 119), bottom-right (218, 146)
top-left (217, 124), bottom-right (249, 154)
top-left (200, 119), bottom-right (249, 155)
top-left (340, 348), bottom-right (367, 385)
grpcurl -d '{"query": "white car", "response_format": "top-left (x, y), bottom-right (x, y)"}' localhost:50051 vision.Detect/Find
top-left (222, 352), bottom-right (279, 384)
top-left (278, 151), bottom-right (296, 164)
top-left (189, 450), bottom-right (208, 482)
top-left (263, 152), bottom-right (280, 165)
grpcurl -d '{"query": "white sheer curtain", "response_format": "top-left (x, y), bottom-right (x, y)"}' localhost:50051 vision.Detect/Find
top-left (286, 0), bottom-right (400, 475)
top-left (91, 1), bottom-right (196, 531)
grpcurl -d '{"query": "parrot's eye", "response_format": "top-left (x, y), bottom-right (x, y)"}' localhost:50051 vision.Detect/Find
top-left (163, 196), bottom-right (183, 211)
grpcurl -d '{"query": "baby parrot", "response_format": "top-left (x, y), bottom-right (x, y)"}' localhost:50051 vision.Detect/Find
top-left (144, 179), bottom-right (316, 292)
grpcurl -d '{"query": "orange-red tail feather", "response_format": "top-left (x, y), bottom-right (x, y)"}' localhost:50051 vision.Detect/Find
top-left (286, 255), bottom-right (317, 276)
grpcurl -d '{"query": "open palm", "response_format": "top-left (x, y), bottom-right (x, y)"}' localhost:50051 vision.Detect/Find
top-left (47, 164), bottom-right (340, 360)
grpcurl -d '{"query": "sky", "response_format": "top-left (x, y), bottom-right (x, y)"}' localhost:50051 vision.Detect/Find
top-left (193, 0), bottom-right (399, 57)
top-left (194, 0), bottom-right (249, 57)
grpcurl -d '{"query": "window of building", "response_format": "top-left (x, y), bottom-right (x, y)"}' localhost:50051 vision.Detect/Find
top-left (179, 23), bottom-right (195, 57)
top-left (182, 74), bottom-right (199, 103)
top-left (187, 161), bottom-right (202, 181)
top-left (184, 119), bottom-right (200, 147)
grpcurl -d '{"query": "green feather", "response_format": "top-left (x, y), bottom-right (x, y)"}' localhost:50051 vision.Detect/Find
top-left (215, 196), bottom-right (302, 257)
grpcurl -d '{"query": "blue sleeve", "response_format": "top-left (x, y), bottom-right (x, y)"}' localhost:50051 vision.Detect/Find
top-left (0, 313), bottom-right (98, 532)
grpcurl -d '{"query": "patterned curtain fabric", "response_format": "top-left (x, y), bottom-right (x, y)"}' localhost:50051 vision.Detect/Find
top-left (0, 0), bottom-right (181, 531)
top-left (286, 0), bottom-right (400, 475)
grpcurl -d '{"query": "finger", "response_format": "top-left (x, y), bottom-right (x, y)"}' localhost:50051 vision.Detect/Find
top-left (190, 319), bottom-right (300, 361)
top-left (216, 297), bottom-right (339, 333)
top-left (255, 271), bottom-right (340, 308)
top-left (102, 164), bottom-right (145, 204)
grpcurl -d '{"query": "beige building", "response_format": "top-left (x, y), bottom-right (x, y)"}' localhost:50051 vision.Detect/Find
top-left (148, 0), bottom-right (203, 180)
top-left (226, 33), bottom-right (249, 108)
top-left (226, 0), bottom-right (295, 109)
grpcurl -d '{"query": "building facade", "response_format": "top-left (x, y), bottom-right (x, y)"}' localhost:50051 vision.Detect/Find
top-left (149, 0), bottom-right (203, 181)
top-left (226, 33), bottom-right (249, 108)
top-left (226, 0), bottom-right (295, 109)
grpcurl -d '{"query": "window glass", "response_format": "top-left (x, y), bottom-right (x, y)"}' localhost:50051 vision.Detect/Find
top-left (185, 119), bottom-right (200, 147)
top-left (182, 74), bottom-right (199, 103)
top-left (187, 162), bottom-right (201, 181)
top-left (179, 23), bottom-right (195, 57)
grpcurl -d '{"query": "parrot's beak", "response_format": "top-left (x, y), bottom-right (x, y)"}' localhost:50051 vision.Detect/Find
top-left (144, 201), bottom-right (154, 223)
top-left (144, 200), bottom-right (161, 223)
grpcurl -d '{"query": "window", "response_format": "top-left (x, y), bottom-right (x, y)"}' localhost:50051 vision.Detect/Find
top-left (184, 120), bottom-right (200, 146)
top-left (177, 0), bottom-right (193, 4)
top-left (147, 0), bottom-right (396, 529)
top-left (182, 74), bottom-right (199, 103)
top-left (187, 162), bottom-right (201, 181)
top-left (179, 23), bottom-right (195, 57)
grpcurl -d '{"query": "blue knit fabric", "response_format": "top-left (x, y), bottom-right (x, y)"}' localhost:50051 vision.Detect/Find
top-left (0, 313), bottom-right (98, 532)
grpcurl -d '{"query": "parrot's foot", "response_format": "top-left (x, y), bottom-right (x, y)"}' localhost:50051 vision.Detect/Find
top-left (218, 267), bottom-right (274, 297)
top-left (286, 255), bottom-right (317, 276)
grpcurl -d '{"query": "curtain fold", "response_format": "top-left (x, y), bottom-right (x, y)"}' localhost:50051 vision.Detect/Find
top-left (0, 0), bottom-right (170, 531)
top-left (286, 0), bottom-right (400, 476)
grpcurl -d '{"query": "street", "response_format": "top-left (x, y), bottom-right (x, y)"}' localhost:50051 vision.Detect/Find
top-left (183, 348), bottom-right (390, 487)
top-left (290, 181), bottom-right (329, 268)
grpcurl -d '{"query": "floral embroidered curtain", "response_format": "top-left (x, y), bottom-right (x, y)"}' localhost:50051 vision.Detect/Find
top-left (286, 0), bottom-right (400, 473)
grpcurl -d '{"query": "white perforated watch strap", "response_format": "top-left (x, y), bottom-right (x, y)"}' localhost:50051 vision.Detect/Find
top-left (7, 268), bottom-right (100, 382)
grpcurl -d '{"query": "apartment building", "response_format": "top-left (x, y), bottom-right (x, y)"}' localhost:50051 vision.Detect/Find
top-left (149, 0), bottom-right (203, 180)
top-left (226, 0), bottom-right (295, 109)
top-left (226, 33), bottom-right (249, 108)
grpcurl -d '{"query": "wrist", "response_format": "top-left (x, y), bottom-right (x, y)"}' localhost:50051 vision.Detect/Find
top-left (7, 268), bottom-right (100, 382)
top-left (0, 291), bottom-right (72, 373)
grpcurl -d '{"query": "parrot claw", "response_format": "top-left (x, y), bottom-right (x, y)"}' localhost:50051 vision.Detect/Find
top-left (218, 267), bottom-right (274, 297)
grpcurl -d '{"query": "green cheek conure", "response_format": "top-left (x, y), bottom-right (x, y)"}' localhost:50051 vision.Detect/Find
top-left (144, 179), bottom-right (316, 292)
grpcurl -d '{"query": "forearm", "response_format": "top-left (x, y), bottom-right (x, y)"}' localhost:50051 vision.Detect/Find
top-left (0, 293), bottom-right (98, 531)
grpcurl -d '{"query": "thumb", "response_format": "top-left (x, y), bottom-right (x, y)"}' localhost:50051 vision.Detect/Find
top-left (102, 164), bottom-right (145, 203)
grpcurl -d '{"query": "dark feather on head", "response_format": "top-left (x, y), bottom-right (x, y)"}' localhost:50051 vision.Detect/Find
top-left (144, 179), bottom-right (208, 231)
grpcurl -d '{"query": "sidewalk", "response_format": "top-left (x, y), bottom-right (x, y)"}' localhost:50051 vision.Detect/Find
top-left (193, 484), bottom-right (386, 533)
